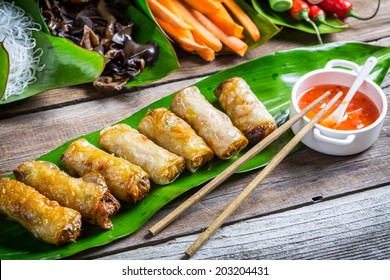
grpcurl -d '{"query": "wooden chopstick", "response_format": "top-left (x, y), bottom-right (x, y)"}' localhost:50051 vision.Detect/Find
top-left (149, 90), bottom-right (333, 237)
top-left (185, 91), bottom-right (343, 257)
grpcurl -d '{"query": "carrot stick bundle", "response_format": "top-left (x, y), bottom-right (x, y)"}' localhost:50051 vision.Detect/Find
top-left (173, 1), bottom-right (223, 52)
top-left (149, 0), bottom-right (260, 61)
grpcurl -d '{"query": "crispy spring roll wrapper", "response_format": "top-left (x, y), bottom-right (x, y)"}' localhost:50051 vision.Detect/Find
top-left (214, 77), bottom-right (277, 144)
top-left (99, 124), bottom-right (186, 185)
top-left (61, 138), bottom-right (150, 204)
top-left (170, 86), bottom-right (249, 160)
top-left (0, 178), bottom-right (82, 245)
top-left (137, 108), bottom-right (214, 173)
top-left (14, 160), bottom-right (120, 230)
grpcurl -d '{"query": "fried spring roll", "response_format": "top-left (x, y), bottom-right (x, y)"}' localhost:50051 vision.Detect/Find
top-left (170, 86), bottom-right (249, 159)
top-left (214, 77), bottom-right (277, 143)
top-left (99, 124), bottom-right (185, 185)
top-left (61, 138), bottom-right (150, 204)
top-left (14, 160), bottom-right (120, 229)
top-left (0, 178), bottom-right (82, 245)
top-left (137, 108), bottom-right (214, 173)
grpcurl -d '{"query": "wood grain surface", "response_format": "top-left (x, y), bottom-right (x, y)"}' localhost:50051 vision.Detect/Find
top-left (100, 185), bottom-right (390, 260)
top-left (0, 0), bottom-right (389, 260)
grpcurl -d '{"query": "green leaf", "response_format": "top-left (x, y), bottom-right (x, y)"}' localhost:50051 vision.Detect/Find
top-left (13, 0), bottom-right (50, 34)
top-left (1, 42), bottom-right (389, 259)
top-left (0, 41), bottom-right (9, 99)
top-left (252, 0), bottom-right (349, 34)
top-left (0, 31), bottom-right (106, 105)
top-left (236, 0), bottom-right (281, 49)
top-left (134, 0), bottom-right (281, 55)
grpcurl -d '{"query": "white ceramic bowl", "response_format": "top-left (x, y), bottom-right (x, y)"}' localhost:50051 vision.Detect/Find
top-left (290, 59), bottom-right (387, 156)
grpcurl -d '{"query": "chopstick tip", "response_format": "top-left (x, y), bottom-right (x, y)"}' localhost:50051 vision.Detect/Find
top-left (185, 248), bottom-right (194, 258)
top-left (148, 227), bottom-right (158, 237)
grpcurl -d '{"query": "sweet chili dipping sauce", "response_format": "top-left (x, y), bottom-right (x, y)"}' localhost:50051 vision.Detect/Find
top-left (298, 84), bottom-right (379, 130)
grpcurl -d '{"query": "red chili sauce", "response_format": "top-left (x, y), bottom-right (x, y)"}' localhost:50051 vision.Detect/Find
top-left (298, 84), bottom-right (379, 130)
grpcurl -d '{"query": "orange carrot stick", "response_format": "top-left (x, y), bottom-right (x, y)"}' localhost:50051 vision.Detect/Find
top-left (156, 18), bottom-right (209, 52)
top-left (195, 48), bottom-right (215, 61)
top-left (182, 0), bottom-right (221, 14)
top-left (155, 17), bottom-right (193, 40)
top-left (173, 1), bottom-right (223, 52)
top-left (191, 9), bottom-right (248, 57)
top-left (215, 1), bottom-right (233, 19)
top-left (195, 47), bottom-right (215, 62)
top-left (157, 0), bottom-right (183, 18)
top-left (148, 0), bottom-right (192, 30)
top-left (208, 9), bottom-right (244, 38)
top-left (222, 0), bottom-right (260, 41)
top-left (193, 35), bottom-right (216, 61)
top-left (210, 1), bottom-right (245, 38)
top-left (175, 37), bottom-right (210, 52)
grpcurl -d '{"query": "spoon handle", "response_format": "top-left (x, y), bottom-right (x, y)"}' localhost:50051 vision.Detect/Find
top-left (344, 56), bottom-right (377, 103)
top-left (330, 56), bottom-right (377, 123)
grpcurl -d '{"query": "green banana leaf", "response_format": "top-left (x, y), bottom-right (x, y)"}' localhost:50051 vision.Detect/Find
top-left (12, 0), bottom-right (50, 34)
top-left (252, 0), bottom-right (349, 34)
top-left (1, 42), bottom-right (389, 260)
top-left (0, 31), bottom-right (106, 105)
top-left (134, 0), bottom-right (281, 54)
top-left (0, 42), bottom-right (9, 99)
top-left (0, 0), bottom-right (180, 105)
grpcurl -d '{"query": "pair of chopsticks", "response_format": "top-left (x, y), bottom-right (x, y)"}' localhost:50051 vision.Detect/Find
top-left (149, 90), bottom-right (343, 257)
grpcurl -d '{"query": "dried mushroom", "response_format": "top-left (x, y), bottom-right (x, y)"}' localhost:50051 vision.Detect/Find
top-left (40, 0), bottom-right (160, 91)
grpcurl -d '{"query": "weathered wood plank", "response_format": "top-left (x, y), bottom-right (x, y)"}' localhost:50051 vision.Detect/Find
top-left (98, 185), bottom-right (390, 260)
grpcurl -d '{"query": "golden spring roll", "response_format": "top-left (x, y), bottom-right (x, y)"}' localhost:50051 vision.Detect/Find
top-left (170, 86), bottom-right (249, 160)
top-left (14, 160), bottom-right (120, 230)
top-left (61, 138), bottom-right (150, 204)
top-left (0, 178), bottom-right (82, 245)
top-left (214, 77), bottom-right (277, 144)
top-left (137, 108), bottom-right (214, 173)
top-left (99, 124), bottom-right (185, 185)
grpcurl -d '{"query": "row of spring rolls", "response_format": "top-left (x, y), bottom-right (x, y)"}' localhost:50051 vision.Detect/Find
top-left (95, 77), bottom-right (276, 187)
top-left (0, 77), bottom-right (276, 246)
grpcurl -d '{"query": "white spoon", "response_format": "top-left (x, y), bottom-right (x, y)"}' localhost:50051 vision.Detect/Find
top-left (324, 56), bottom-right (377, 125)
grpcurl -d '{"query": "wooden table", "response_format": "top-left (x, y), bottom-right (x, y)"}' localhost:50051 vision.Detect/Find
top-left (1, 0), bottom-right (389, 260)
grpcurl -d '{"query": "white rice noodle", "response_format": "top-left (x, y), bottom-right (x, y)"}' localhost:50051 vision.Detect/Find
top-left (0, 1), bottom-right (44, 100)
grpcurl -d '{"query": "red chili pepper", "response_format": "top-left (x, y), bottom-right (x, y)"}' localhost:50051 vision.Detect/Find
top-left (319, 0), bottom-right (381, 21)
top-left (289, 0), bottom-right (310, 20)
top-left (289, 0), bottom-right (323, 44)
top-left (308, 4), bottom-right (348, 29)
